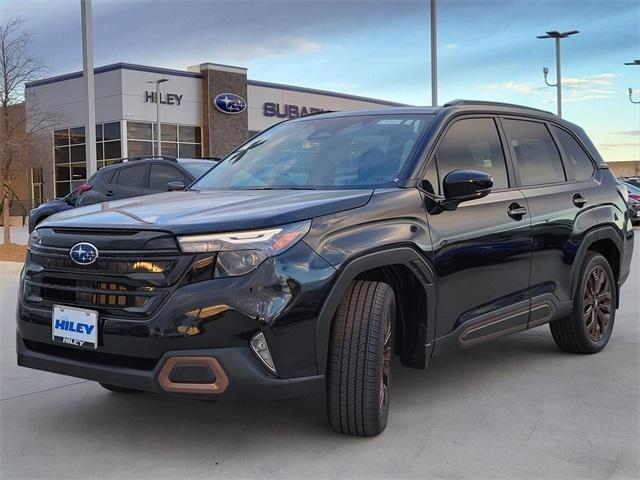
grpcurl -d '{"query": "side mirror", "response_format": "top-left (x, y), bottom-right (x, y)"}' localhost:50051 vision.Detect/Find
top-left (440, 170), bottom-right (493, 210)
top-left (167, 181), bottom-right (185, 191)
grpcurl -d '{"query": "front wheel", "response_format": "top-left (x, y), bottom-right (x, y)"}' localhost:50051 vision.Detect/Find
top-left (550, 252), bottom-right (616, 354)
top-left (326, 280), bottom-right (395, 436)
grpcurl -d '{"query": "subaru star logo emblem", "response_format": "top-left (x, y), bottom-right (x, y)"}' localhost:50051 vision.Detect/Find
top-left (69, 242), bottom-right (99, 265)
top-left (214, 93), bottom-right (247, 114)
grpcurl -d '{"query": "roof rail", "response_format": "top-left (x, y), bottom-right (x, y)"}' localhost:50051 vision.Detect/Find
top-left (443, 99), bottom-right (554, 116)
top-left (120, 155), bottom-right (177, 163)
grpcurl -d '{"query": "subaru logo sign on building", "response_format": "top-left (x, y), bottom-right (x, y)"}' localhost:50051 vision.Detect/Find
top-left (214, 93), bottom-right (247, 114)
top-left (69, 242), bottom-right (99, 265)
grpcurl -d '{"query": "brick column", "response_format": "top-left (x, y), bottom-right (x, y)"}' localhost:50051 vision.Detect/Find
top-left (199, 63), bottom-right (248, 158)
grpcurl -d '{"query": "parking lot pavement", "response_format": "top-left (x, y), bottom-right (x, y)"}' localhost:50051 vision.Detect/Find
top-left (1, 237), bottom-right (638, 480)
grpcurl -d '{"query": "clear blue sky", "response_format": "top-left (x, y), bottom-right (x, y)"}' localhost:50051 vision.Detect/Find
top-left (2, 0), bottom-right (639, 161)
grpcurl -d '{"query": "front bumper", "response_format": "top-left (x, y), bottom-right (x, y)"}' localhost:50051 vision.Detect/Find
top-left (17, 332), bottom-right (324, 400)
top-left (17, 238), bottom-right (337, 399)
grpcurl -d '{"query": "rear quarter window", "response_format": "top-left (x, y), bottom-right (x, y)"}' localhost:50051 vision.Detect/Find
top-left (551, 126), bottom-right (595, 181)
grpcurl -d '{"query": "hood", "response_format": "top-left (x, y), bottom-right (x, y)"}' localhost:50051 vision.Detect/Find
top-left (39, 188), bottom-right (373, 235)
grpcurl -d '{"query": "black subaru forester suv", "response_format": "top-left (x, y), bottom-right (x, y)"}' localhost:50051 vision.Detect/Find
top-left (17, 100), bottom-right (634, 436)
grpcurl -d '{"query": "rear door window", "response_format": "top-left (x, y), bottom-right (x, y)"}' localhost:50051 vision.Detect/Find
top-left (503, 119), bottom-right (566, 186)
top-left (433, 117), bottom-right (509, 191)
top-left (115, 165), bottom-right (148, 188)
top-left (550, 126), bottom-right (595, 181)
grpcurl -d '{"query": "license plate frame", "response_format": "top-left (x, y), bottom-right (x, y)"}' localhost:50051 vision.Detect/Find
top-left (52, 304), bottom-right (99, 349)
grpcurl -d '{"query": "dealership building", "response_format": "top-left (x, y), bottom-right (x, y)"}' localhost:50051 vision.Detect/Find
top-left (22, 62), bottom-right (404, 202)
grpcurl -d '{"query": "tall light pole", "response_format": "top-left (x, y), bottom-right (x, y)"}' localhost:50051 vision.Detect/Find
top-left (430, 0), bottom-right (438, 107)
top-left (81, 0), bottom-right (97, 176)
top-left (625, 60), bottom-right (640, 104)
top-left (147, 79), bottom-right (168, 155)
top-left (537, 30), bottom-right (579, 118)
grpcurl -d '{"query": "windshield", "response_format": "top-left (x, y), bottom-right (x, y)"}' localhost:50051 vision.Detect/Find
top-left (192, 114), bottom-right (432, 190)
top-left (180, 161), bottom-right (216, 179)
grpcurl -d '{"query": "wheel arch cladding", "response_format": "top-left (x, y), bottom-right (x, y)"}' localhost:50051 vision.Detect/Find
top-left (571, 227), bottom-right (622, 308)
top-left (315, 247), bottom-right (436, 373)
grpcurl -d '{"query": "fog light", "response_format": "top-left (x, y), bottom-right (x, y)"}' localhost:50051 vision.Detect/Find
top-left (250, 332), bottom-right (276, 375)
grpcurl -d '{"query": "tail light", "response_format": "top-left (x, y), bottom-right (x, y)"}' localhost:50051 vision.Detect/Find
top-left (78, 184), bottom-right (92, 192)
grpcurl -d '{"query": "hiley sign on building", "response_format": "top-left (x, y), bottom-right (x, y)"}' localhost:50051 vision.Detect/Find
top-left (144, 91), bottom-right (183, 105)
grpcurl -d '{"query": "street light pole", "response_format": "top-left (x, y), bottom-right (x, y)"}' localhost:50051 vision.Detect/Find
top-left (537, 30), bottom-right (579, 118)
top-left (147, 79), bottom-right (168, 155)
top-left (555, 36), bottom-right (562, 116)
top-left (624, 60), bottom-right (640, 104)
top-left (430, 0), bottom-right (438, 107)
top-left (81, 0), bottom-right (97, 176)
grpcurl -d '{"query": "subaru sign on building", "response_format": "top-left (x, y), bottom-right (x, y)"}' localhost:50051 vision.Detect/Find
top-left (214, 93), bottom-right (247, 114)
top-left (25, 61), bottom-right (403, 199)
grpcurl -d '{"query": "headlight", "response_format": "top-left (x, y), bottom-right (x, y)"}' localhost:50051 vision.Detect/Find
top-left (28, 229), bottom-right (40, 248)
top-left (177, 220), bottom-right (311, 277)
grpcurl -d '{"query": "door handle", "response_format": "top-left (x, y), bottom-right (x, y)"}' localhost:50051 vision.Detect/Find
top-left (573, 193), bottom-right (588, 208)
top-left (105, 190), bottom-right (114, 197)
top-left (507, 203), bottom-right (528, 220)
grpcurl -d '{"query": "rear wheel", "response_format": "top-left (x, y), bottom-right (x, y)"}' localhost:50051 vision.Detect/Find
top-left (99, 382), bottom-right (142, 393)
top-left (550, 252), bottom-right (616, 354)
top-left (326, 280), bottom-right (395, 436)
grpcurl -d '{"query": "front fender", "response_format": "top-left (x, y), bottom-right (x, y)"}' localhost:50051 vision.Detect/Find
top-left (313, 246), bottom-right (436, 373)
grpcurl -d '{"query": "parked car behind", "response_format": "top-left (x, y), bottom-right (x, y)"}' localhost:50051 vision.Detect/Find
top-left (622, 181), bottom-right (640, 201)
top-left (28, 156), bottom-right (217, 231)
top-left (628, 197), bottom-right (640, 226)
top-left (620, 176), bottom-right (640, 189)
top-left (26, 186), bottom-right (87, 232)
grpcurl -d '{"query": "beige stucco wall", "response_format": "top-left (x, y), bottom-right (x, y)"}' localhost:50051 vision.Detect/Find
top-left (606, 161), bottom-right (640, 178)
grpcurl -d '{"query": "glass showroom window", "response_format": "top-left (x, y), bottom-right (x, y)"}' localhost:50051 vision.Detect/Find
top-left (31, 168), bottom-right (44, 206)
top-left (127, 121), bottom-right (201, 158)
top-left (97, 122), bottom-right (122, 169)
top-left (54, 126), bottom-right (85, 197)
top-left (53, 122), bottom-right (122, 197)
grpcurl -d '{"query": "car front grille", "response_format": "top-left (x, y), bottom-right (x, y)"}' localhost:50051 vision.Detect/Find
top-left (23, 230), bottom-right (191, 319)
top-left (29, 252), bottom-right (176, 275)
top-left (37, 276), bottom-right (154, 309)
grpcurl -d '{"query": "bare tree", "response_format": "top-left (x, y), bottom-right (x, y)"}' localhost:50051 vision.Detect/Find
top-left (1, 17), bottom-right (60, 243)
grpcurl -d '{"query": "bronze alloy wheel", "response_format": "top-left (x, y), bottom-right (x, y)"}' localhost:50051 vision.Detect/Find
top-left (583, 265), bottom-right (612, 341)
top-left (379, 311), bottom-right (393, 415)
top-left (550, 252), bottom-right (616, 354)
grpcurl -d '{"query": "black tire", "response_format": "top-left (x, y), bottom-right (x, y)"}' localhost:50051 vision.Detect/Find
top-left (326, 280), bottom-right (395, 436)
top-left (550, 252), bottom-right (616, 354)
top-left (99, 382), bottom-right (142, 393)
